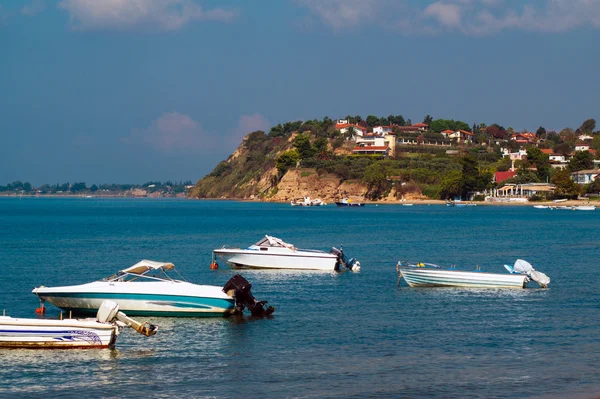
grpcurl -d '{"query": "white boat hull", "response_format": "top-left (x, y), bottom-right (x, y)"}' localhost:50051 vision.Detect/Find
top-left (399, 268), bottom-right (529, 288)
top-left (33, 281), bottom-right (235, 317)
top-left (0, 316), bottom-right (118, 348)
top-left (214, 249), bottom-right (338, 270)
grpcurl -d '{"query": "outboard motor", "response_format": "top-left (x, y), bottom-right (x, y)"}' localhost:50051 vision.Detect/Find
top-left (330, 246), bottom-right (361, 272)
top-left (223, 274), bottom-right (275, 316)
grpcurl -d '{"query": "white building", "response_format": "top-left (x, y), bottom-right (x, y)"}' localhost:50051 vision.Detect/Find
top-left (571, 170), bottom-right (600, 185)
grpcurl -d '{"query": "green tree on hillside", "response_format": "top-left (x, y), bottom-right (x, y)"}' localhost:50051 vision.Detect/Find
top-left (363, 163), bottom-right (388, 199)
top-left (551, 168), bottom-right (580, 198)
top-left (276, 150), bottom-right (299, 175)
top-left (578, 118), bottom-right (596, 133)
top-left (526, 147), bottom-right (551, 181)
top-left (366, 115), bottom-right (380, 127)
top-left (439, 170), bottom-right (462, 199)
top-left (293, 134), bottom-right (316, 160)
top-left (423, 114), bottom-right (433, 125)
top-left (568, 151), bottom-right (594, 172)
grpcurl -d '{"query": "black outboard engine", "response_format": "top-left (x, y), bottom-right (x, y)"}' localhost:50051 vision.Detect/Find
top-left (330, 246), bottom-right (361, 272)
top-left (222, 274), bottom-right (275, 316)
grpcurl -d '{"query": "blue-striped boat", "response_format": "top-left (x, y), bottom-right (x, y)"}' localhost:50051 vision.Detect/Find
top-left (33, 260), bottom-right (236, 317)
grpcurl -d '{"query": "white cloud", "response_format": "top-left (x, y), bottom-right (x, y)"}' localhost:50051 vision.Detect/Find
top-left (294, 0), bottom-right (394, 30)
top-left (59, 0), bottom-right (237, 31)
top-left (123, 112), bottom-right (212, 154)
top-left (295, 0), bottom-right (600, 35)
top-left (423, 2), bottom-right (463, 27)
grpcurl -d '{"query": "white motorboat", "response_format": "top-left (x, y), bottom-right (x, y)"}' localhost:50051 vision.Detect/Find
top-left (573, 205), bottom-right (595, 211)
top-left (213, 235), bottom-right (360, 271)
top-left (533, 205), bottom-right (549, 209)
top-left (33, 260), bottom-right (271, 317)
top-left (290, 196), bottom-right (326, 206)
top-left (396, 259), bottom-right (550, 289)
top-left (0, 300), bottom-right (157, 349)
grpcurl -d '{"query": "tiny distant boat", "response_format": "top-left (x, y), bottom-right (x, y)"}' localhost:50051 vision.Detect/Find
top-left (396, 259), bottom-right (550, 289)
top-left (573, 205), bottom-right (595, 211)
top-left (402, 203), bottom-right (414, 206)
top-left (445, 200), bottom-right (455, 207)
top-left (0, 300), bottom-right (157, 349)
top-left (553, 199), bottom-right (568, 203)
top-left (533, 205), bottom-right (549, 209)
top-left (335, 198), bottom-right (365, 207)
top-left (33, 260), bottom-right (270, 317)
top-left (290, 196), bottom-right (326, 206)
top-left (213, 235), bottom-right (360, 271)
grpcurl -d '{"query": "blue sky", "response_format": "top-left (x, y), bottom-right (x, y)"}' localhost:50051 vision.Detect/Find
top-left (1, 0), bottom-right (599, 185)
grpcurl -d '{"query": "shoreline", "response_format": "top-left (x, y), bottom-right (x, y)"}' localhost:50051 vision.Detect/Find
top-left (1, 194), bottom-right (597, 207)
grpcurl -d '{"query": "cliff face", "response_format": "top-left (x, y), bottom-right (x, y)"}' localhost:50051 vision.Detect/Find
top-left (270, 169), bottom-right (367, 203)
top-left (189, 131), bottom-right (370, 202)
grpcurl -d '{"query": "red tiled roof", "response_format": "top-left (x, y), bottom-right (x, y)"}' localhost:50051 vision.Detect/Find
top-left (412, 123), bottom-right (428, 127)
top-left (459, 130), bottom-right (473, 135)
top-left (495, 171), bottom-right (516, 183)
top-left (336, 123), bottom-right (367, 131)
top-left (441, 129), bottom-right (454, 133)
top-left (540, 149), bottom-right (554, 154)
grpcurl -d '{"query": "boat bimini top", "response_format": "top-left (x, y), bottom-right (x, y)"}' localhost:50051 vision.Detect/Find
top-left (103, 260), bottom-right (183, 283)
top-left (252, 235), bottom-right (296, 250)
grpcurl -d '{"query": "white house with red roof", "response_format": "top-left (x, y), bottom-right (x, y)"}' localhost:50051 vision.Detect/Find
top-left (373, 125), bottom-right (394, 135)
top-left (442, 130), bottom-right (473, 143)
top-left (335, 121), bottom-right (368, 138)
top-left (575, 142), bottom-right (591, 152)
top-left (411, 123), bottom-right (429, 131)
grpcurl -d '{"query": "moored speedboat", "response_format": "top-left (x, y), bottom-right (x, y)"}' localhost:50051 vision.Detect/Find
top-left (573, 205), bottom-right (595, 211)
top-left (396, 259), bottom-right (550, 289)
top-left (290, 196), bottom-right (326, 206)
top-left (213, 235), bottom-right (360, 271)
top-left (0, 300), bottom-right (157, 349)
top-left (335, 198), bottom-right (365, 207)
top-left (33, 260), bottom-right (268, 317)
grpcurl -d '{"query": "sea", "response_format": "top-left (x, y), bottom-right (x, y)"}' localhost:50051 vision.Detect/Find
top-left (0, 198), bottom-right (599, 399)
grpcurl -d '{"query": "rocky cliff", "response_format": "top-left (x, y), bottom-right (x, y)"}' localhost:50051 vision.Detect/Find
top-left (188, 130), bottom-right (373, 202)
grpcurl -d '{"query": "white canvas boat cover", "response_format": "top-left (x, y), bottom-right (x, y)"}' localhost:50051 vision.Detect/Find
top-left (255, 235), bottom-right (295, 250)
top-left (513, 259), bottom-right (550, 287)
top-left (121, 260), bottom-right (175, 275)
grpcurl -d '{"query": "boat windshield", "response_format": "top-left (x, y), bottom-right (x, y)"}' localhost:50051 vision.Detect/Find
top-left (253, 235), bottom-right (296, 250)
top-left (102, 260), bottom-right (186, 283)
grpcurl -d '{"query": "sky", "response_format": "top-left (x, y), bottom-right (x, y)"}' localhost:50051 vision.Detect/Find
top-left (1, 0), bottom-right (599, 185)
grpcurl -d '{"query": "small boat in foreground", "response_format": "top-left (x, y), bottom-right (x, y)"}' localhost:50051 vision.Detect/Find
top-left (396, 259), bottom-right (550, 289)
top-left (33, 260), bottom-right (272, 317)
top-left (0, 300), bottom-right (157, 349)
top-left (335, 198), bottom-right (365, 207)
top-left (533, 205), bottom-right (549, 209)
top-left (213, 235), bottom-right (360, 271)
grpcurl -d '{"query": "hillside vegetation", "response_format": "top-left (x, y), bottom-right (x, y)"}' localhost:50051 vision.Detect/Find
top-left (189, 115), bottom-right (600, 201)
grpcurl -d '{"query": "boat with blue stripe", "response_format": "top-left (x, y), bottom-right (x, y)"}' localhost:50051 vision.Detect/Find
top-left (33, 260), bottom-right (236, 317)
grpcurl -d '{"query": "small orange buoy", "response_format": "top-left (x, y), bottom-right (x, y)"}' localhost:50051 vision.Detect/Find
top-left (210, 261), bottom-right (219, 270)
top-left (35, 307), bottom-right (46, 314)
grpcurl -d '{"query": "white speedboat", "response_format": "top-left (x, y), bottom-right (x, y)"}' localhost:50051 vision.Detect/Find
top-left (396, 259), bottom-right (549, 289)
top-left (574, 205), bottom-right (595, 211)
top-left (0, 300), bottom-right (157, 349)
top-left (33, 260), bottom-right (238, 317)
top-left (533, 205), bottom-right (549, 209)
top-left (213, 235), bottom-right (360, 271)
top-left (290, 196), bottom-right (326, 206)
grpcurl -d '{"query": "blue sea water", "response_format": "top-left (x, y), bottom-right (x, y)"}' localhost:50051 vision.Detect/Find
top-left (0, 198), bottom-right (599, 399)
